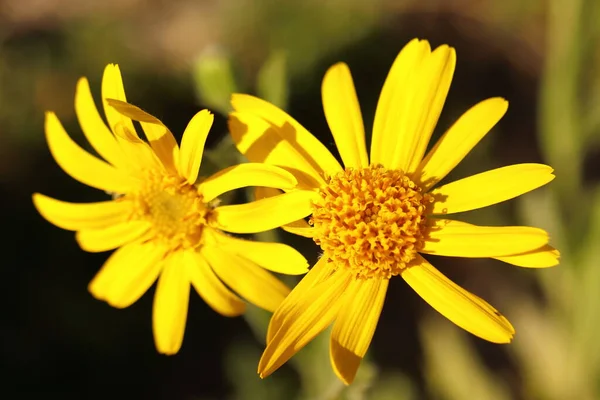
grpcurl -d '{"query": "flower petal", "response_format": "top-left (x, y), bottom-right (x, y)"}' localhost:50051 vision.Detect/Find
top-left (212, 189), bottom-right (318, 234)
top-left (178, 110), bottom-right (214, 184)
top-left (74, 77), bottom-right (124, 168)
top-left (414, 98), bottom-right (508, 190)
top-left (44, 112), bottom-right (137, 193)
top-left (281, 218), bottom-right (315, 238)
top-left (184, 249), bottom-right (246, 316)
top-left (152, 251), bottom-right (191, 355)
top-left (401, 255), bottom-right (514, 343)
top-left (394, 44), bottom-right (456, 172)
top-left (88, 241), bottom-right (166, 309)
top-left (231, 94), bottom-right (342, 173)
top-left (106, 98), bottom-right (180, 174)
top-left (371, 39), bottom-right (431, 166)
top-left (229, 111), bottom-right (327, 188)
top-left (321, 63), bottom-right (368, 168)
top-left (429, 164), bottom-right (555, 214)
top-left (202, 246), bottom-right (290, 312)
top-left (258, 269), bottom-right (351, 379)
top-left (32, 193), bottom-right (132, 231)
top-left (330, 277), bottom-right (388, 385)
top-left (253, 187), bottom-right (315, 237)
top-left (211, 230), bottom-right (308, 275)
top-left (101, 64), bottom-right (137, 140)
top-left (101, 64), bottom-right (159, 171)
top-left (494, 245), bottom-right (560, 268)
top-left (421, 219), bottom-right (550, 257)
top-left (199, 163), bottom-right (298, 203)
top-left (266, 256), bottom-right (335, 342)
top-left (75, 220), bottom-right (152, 252)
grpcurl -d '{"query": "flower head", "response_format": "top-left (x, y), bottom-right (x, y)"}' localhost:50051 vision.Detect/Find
top-left (33, 64), bottom-right (309, 355)
top-left (226, 39), bottom-right (559, 384)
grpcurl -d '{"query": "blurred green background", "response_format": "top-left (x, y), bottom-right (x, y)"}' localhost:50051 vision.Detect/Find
top-left (2, 0), bottom-right (600, 398)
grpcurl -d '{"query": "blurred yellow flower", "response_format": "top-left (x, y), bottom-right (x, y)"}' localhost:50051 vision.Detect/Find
top-left (33, 64), bottom-right (309, 355)
top-left (226, 39), bottom-right (560, 384)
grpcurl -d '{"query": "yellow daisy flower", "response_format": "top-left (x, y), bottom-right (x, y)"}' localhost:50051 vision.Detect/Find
top-left (32, 64), bottom-right (309, 355)
top-left (224, 39), bottom-right (560, 384)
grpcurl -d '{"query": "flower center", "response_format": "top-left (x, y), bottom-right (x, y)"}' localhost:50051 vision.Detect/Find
top-left (310, 165), bottom-right (433, 279)
top-left (129, 171), bottom-right (211, 250)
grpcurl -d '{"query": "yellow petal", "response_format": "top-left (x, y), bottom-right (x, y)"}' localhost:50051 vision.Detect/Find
top-left (231, 94), bottom-right (342, 173)
top-left (74, 77), bottom-right (124, 168)
top-left (202, 246), bottom-right (290, 312)
top-left (44, 112), bottom-right (137, 193)
top-left (106, 98), bottom-right (180, 174)
top-left (494, 244), bottom-right (560, 268)
top-left (414, 98), bottom-right (508, 189)
top-left (330, 277), bottom-right (388, 385)
top-left (152, 251), bottom-right (190, 355)
top-left (178, 110), bottom-right (214, 184)
top-left (88, 242), bottom-right (166, 309)
top-left (371, 39), bottom-right (431, 166)
top-left (266, 256), bottom-right (335, 342)
top-left (75, 220), bottom-right (152, 252)
top-left (101, 64), bottom-right (159, 171)
top-left (32, 193), bottom-right (132, 231)
top-left (392, 45), bottom-right (456, 172)
top-left (211, 230), bottom-right (308, 275)
top-left (422, 219), bottom-right (549, 257)
top-left (258, 269), bottom-right (351, 379)
top-left (281, 218), bottom-right (315, 238)
top-left (229, 112), bottom-right (326, 188)
top-left (101, 64), bottom-right (137, 140)
top-left (212, 189), bottom-right (318, 234)
top-left (401, 255), bottom-right (514, 343)
top-left (184, 250), bottom-right (246, 316)
top-left (199, 163), bottom-right (298, 203)
top-left (321, 63), bottom-right (368, 168)
top-left (429, 164), bottom-right (555, 214)
top-left (252, 187), bottom-right (315, 237)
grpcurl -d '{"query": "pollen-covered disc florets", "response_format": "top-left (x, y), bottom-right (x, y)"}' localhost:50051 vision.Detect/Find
top-left (129, 171), bottom-right (211, 250)
top-left (310, 165), bottom-right (433, 279)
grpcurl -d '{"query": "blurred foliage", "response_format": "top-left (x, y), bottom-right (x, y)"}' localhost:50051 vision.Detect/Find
top-left (2, 0), bottom-right (600, 399)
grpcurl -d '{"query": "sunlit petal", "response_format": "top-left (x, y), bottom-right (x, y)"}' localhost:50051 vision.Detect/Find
top-left (75, 220), bottom-right (152, 252)
top-left (44, 112), bottom-right (137, 193)
top-left (212, 190), bottom-right (318, 234)
top-left (178, 110), bottom-right (214, 184)
top-left (494, 245), bottom-right (560, 268)
top-left (259, 270), bottom-right (351, 378)
top-left (152, 251), bottom-right (190, 355)
top-left (211, 230), bottom-right (308, 275)
top-left (88, 242), bottom-right (166, 309)
top-left (371, 39), bottom-right (431, 166)
top-left (402, 255), bottom-right (514, 343)
top-left (422, 219), bottom-right (549, 257)
top-left (33, 193), bottom-right (132, 231)
top-left (330, 278), bottom-right (388, 385)
top-left (74, 77), bottom-right (124, 168)
top-left (203, 247), bottom-right (290, 312)
top-left (321, 63), bottom-right (368, 168)
top-left (184, 250), bottom-right (246, 316)
top-left (414, 98), bottom-right (508, 190)
top-left (429, 164), bottom-right (555, 214)
top-left (199, 163), bottom-right (298, 203)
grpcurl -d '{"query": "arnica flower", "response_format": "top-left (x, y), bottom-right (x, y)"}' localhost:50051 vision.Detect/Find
top-left (224, 39), bottom-right (560, 384)
top-left (32, 64), bottom-right (309, 355)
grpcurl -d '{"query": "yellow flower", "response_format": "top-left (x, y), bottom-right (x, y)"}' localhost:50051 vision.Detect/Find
top-left (32, 64), bottom-right (309, 355)
top-left (225, 39), bottom-right (560, 384)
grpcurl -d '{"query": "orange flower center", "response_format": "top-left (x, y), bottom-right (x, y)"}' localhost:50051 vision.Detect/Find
top-left (129, 171), bottom-right (211, 250)
top-left (310, 165), bottom-right (433, 279)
